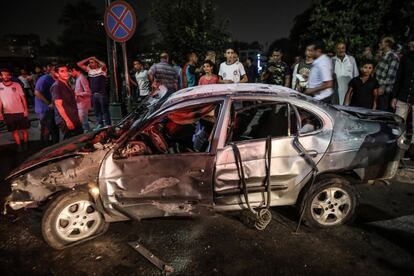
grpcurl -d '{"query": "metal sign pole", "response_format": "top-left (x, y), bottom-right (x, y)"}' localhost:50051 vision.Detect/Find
top-left (121, 42), bottom-right (132, 111)
top-left (104, 0), bottom-right (136, 119)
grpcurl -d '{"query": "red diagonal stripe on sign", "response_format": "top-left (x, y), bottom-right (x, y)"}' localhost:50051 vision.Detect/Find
top-left (108, 8), bottom-right (131, 37)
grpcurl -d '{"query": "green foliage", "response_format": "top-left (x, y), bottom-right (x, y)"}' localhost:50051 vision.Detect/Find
top-left (308, 0), bottom-right (391, 53)
top-left (151, 0), bottom-right (230, 64)
top-left (126, 18), bottom-right (157, 60)
top-left (290, 0), bottom-right (413, 57)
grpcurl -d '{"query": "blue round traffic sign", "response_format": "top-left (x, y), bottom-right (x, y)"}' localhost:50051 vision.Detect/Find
top-left (104, 1), bottom-right (136, 43)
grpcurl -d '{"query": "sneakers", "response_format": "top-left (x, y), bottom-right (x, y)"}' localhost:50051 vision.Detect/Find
top-left (93, 124), bottom-right (104, 131)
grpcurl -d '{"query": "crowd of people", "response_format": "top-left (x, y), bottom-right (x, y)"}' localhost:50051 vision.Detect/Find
top-left (0, 56), bottom-right (110, 151)
top-left (0, 34), bottom-right (413, 153)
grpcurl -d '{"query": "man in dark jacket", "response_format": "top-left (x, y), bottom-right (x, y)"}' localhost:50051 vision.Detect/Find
top-left (392, 36), bottom-right (414, 154)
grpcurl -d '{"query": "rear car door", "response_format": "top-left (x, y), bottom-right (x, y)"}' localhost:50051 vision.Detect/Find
top-left (214, 98), bottom-right (333, 206)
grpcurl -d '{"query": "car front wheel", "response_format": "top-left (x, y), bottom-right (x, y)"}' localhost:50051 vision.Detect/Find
top-left (300, 176), bottom-right (358, 228)
top-left (42, 190), bottom-right (108, 249)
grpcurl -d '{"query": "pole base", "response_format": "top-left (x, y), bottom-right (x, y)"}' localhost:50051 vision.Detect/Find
top-left (109, 102), bottom-right (125, 124)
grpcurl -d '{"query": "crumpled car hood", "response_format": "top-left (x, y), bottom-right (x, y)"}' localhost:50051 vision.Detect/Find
top-left (332, 105), bottom-right (403, 123)
top-left (6, 130), bottom-right (105, 180)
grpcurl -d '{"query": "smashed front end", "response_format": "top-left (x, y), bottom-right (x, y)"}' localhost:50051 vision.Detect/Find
top-left (4, 129), bottom-right (118, 212)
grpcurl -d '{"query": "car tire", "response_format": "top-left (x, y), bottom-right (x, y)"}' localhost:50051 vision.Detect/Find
top-left (42, 190), bottom-right (109, 249)
top-left (299, 176), bottom-right (358, 228)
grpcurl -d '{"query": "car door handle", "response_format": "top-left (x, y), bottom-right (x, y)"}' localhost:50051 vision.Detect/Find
top-left (307, 150), bottom-right (318, 157)
top-left (187, 169), bottom-right (205, 174)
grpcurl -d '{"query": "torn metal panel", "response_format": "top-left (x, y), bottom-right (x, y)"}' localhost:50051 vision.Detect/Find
top-left (8, 147), bottom-right (110, 203)
top-left (6, 129), bottom-right (113, 180)
top-left (99, 151), bottom-right (215, 219)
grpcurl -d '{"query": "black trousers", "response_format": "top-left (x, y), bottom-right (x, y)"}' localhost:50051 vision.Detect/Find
top-left (378, 94), bottom-right (392, 112)
top-left (39, 109), bottom-right (60, 145)
top-left (61, 125), bottom-right (84, 140)
top-left (321, 95), bottom-right (333, 104)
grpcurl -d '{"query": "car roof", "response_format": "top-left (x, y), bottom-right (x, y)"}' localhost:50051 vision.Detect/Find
top-left (162, 83), bottom-right (305, 108)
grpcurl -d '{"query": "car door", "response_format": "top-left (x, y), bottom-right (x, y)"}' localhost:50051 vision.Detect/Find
top-left (214, 98), bottom-right (333, 206)
top-left (99, 101), bottom-right (224, 219)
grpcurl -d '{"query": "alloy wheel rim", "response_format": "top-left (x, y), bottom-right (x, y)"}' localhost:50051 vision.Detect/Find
top-left (55, 200), bottom-right (102, 242)
top-left (310, 187), bottom-right (352, 226)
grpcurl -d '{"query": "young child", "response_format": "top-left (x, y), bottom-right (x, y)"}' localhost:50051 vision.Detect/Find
top-left (344, 60), bottom-right (379, 109)
top-left (198, 60), bottom-right (219, 85)
top-left (0, 68), bottom-right (30, 152)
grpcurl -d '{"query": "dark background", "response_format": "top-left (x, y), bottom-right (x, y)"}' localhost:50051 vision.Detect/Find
top-left (0, 0), bottom-right (311, 46)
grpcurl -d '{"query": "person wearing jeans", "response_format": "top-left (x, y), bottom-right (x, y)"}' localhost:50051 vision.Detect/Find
top-left (34, 65), bottom-right (60, 145)
top-left (71, 65), bottom-right (91, 132)
top-left (77, 56), bottom-right (111, 128)
top-left (92, 93), bottom-right (111, 128)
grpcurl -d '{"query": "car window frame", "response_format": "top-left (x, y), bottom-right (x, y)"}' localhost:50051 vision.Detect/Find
top-left (221, 96), bottom-right (330, 146)
top-left (126, 98), bottom-right (226, 156)
top-left (226, 99), bottom-right (297, 145)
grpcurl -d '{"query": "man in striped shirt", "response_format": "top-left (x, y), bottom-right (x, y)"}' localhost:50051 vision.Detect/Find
top-left (376, 37), bottom-right (400, 111)
top-left (148, 52), bottom-right (178, 95)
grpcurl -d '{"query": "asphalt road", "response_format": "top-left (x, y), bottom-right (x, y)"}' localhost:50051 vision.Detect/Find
top-left (1, 143), bottom-right (414, 275)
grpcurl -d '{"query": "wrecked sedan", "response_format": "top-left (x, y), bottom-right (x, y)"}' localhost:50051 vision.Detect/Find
top-left (4, 84), bottom-right (406, 249)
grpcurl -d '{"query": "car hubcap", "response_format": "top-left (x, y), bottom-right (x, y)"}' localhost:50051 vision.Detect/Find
top-left (55, 200), bottom-right (102, 242)
top-left (310, 187), bottom-right (351, 226)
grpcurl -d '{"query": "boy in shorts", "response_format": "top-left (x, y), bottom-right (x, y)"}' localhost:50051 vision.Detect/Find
top-left (0, 68), bottom-right (30, 152)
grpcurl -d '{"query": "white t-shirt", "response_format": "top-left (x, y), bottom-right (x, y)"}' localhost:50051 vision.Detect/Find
top-left (307, 54), bottom-right (333, 100)
top-left (332, 55), bottom-right (358, 79)
top-left (219, 61), bottom-right (246, 83)
top-left (87, 66), bottom-right (106, 77)
top-left (0, 82), bottom-right (25, 114)
top-left (18, 75), bottom-right (32, 89)
top-left (135, 70), bottom-right (151, 96)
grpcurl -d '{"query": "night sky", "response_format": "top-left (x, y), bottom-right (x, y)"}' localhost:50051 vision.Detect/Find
top-left (0, 0), bottom-right (312, 46)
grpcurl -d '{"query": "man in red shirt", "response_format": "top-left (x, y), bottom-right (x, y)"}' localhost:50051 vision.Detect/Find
top-left (198, 60), bottom-right (219, 85)
top-left (0, 68), bottom-right (30, 152)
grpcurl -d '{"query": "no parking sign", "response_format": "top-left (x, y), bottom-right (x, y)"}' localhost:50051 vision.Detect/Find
top-left (104, 1), bottom-right (136, 43)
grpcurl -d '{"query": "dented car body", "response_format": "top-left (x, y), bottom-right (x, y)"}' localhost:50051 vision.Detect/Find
top-left (4, 84), bottom-right (408, 248)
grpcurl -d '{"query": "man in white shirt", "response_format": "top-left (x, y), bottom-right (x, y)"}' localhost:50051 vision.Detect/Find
top-left (219, 47), bottom-right (248, 84)
top-left (332, 42), bottom-right (359, 105)
top-left (0, 68), bottom-right (30, 152)
top-left (133, 60), bottom-right (151, 101)
top-left (305, 41), bottom-right (334, 103)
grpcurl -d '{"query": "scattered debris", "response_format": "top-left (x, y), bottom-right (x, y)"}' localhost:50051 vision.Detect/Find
top-left (128, 240), bottom-right (174, 275)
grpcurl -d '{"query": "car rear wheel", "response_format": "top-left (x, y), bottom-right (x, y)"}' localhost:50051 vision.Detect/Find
top-left (42, 190), bottom-right (108, 249)
top-left (300, 176), bottom-right (357, 228)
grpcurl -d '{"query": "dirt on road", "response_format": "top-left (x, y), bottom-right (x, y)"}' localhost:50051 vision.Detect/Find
top-left (1, 144), bottom-right (414, 275)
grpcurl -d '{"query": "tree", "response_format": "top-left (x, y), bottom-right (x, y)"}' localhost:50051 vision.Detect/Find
top-left (290, 0), bottom-right (414, 58)
top-left (58, 0), bottom-right (107, 61)
top-left (232, 40), bottom-right (263, 51)
top-left (126, 18), bottom-right (156, 60)
top-left (151, 0), bottom-right (230, 64)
